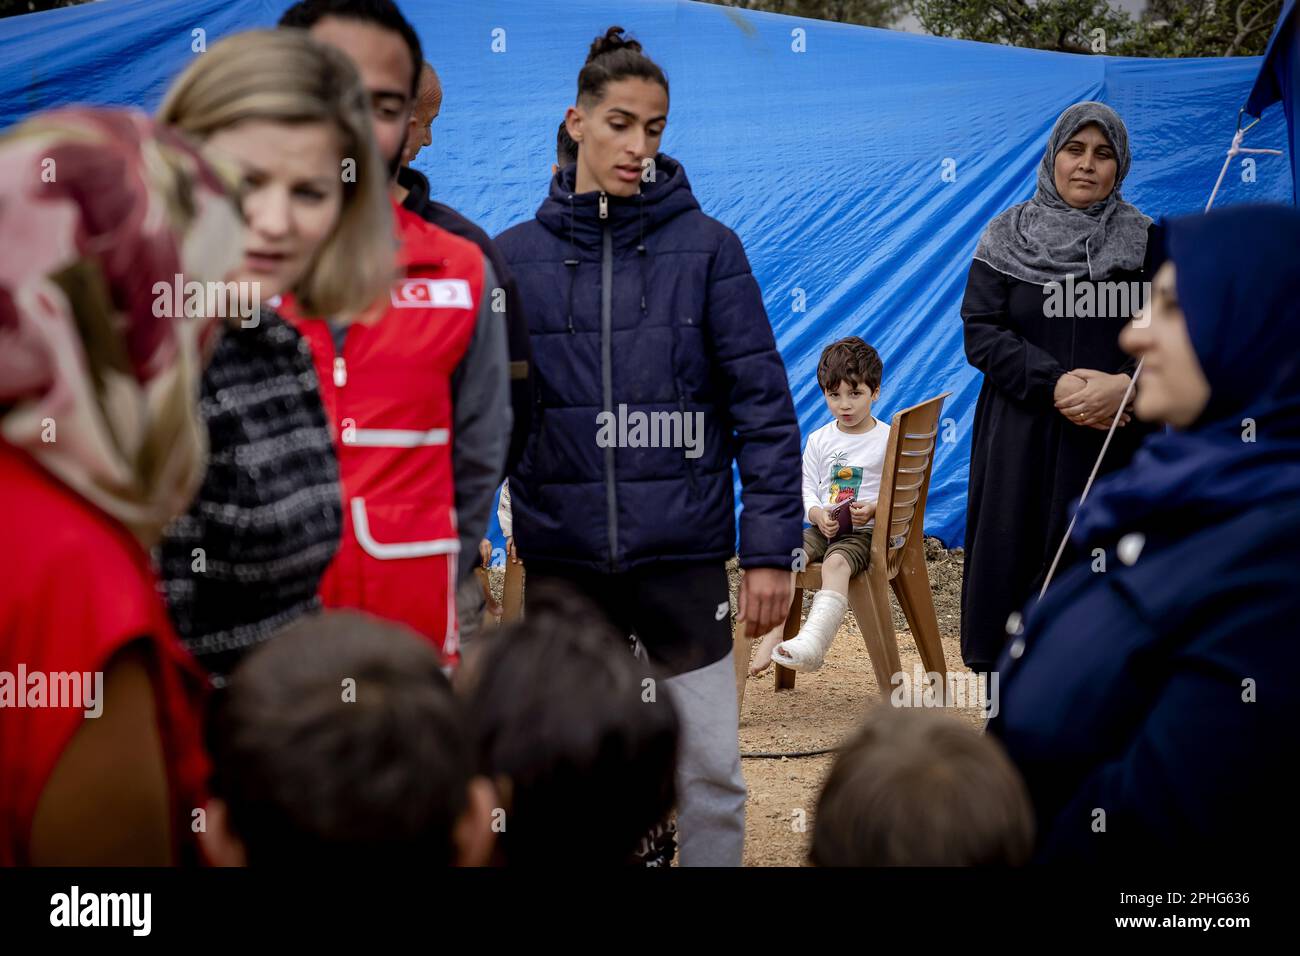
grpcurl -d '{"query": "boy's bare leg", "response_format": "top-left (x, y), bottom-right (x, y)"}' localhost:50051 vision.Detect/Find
top-left (818, 553), bottom-right (852, 596)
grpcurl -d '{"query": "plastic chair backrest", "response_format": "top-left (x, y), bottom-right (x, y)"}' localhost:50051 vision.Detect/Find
top-left (869, 393), bottom-right (950, 579)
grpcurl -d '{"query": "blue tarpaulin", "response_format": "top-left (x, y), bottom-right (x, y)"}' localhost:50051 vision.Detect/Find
top-left (1247, 0), bottom-right (1298, 202)
top-left (2, 0), bottom-right (1293, 548)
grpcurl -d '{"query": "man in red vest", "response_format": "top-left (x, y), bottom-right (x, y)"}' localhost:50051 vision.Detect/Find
top-left (278, 0), bottom-right (510, 664)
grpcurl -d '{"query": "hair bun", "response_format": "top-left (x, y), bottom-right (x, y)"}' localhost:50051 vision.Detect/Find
top-left (587, 25), bottom-right (642, 63)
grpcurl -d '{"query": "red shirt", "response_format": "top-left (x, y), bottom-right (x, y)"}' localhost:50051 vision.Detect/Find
top-left (0, 443), bottom-right (210, 865)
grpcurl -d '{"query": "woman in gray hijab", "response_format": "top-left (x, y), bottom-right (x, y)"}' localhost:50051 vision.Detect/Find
top-left (960, 101), bottom-right (1159, 672)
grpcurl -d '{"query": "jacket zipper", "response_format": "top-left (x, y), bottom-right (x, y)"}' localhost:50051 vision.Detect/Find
top-left (327, 319), bottom-right (352, 390)
top-left (328, 323), bottom-right (350, 446)
top-left (601, 222), bottom-right (618, 572)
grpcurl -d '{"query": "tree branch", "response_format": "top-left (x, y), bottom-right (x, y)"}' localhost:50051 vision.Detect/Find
top-left (1224, 0), bottom-right (1280, 57)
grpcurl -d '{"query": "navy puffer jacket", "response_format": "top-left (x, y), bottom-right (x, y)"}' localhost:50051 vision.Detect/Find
top-left (495, 154), bottom-right (802, 573)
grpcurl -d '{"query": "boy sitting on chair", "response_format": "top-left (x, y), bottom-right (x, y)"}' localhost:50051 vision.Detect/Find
top-left (752, 337), bottom-right (890, 674)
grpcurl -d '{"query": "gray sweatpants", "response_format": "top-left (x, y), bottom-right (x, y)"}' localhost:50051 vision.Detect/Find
top-left (664, 650), bottom-right (747, 866)
top-left (455, 574), bottom-right (486, 647)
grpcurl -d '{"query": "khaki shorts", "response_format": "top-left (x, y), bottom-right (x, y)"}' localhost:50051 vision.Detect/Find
top-left (802, 525), bottom-right (873, 577)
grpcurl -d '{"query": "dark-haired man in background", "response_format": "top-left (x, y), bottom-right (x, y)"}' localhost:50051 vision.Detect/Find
top-left (277, 0), bottom-right (510, 662)
top-left (392, 58), bottom-right (534, 484)
top-left (553, 118), bottom-right (578, 174)
top-left (389, 52), bottom-right (536, 645)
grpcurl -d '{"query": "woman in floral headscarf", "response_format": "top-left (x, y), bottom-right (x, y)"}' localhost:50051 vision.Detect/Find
top-left (0, 107), bottom-right (241, 865)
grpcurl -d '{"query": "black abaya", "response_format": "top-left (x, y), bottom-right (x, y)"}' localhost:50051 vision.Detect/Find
top-left (959, 225), bottom-right (1159, 670)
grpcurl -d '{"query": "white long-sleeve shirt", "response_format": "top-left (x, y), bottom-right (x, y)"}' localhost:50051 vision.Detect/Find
top-left (800, 417), bottom-right (890, 527)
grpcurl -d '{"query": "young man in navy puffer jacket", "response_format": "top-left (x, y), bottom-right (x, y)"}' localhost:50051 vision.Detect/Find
top-left (495, 27), bottom-right (802, 866)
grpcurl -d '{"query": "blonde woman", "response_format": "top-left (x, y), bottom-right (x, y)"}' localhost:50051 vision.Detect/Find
top-left (156, 30), bottom-right (395, 683)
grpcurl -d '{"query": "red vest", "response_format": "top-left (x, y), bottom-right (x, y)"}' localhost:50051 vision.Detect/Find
top-left (282, 201), bottom-right (482, 659)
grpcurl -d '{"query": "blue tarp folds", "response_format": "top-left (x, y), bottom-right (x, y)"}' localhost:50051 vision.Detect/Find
top-left (1247, 0), bottom-right (1298, 202)
top-left (2, 0), bottom-right (1293, 548)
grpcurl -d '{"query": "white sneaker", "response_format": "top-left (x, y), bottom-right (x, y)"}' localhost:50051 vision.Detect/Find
top-left (773, 591), bottom-right (848, 672)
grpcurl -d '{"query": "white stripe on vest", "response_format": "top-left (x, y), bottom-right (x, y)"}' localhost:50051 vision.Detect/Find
top-left (344, 427), bottom-right (450, 448)
top-left (350, 498), bottom-right (460, 560)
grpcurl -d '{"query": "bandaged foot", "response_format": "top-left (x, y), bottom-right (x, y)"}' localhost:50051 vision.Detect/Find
top-left (772, 590), bottom-right (848, 672)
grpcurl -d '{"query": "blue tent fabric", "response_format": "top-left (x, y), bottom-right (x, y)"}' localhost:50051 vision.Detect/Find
top-left (2, 0), bottom-right (1293, 550)
top-left (1247, 0), bottom-right (1298, 203)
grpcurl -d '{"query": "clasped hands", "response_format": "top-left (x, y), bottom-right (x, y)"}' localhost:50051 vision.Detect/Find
top-left (1054, 368), bottom-right (1133, 430)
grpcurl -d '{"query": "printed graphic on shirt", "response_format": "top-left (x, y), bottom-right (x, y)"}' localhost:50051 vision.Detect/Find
top-left (826, 453), bottom-right (862, 506)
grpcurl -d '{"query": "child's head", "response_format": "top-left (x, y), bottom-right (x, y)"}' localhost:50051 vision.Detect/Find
top-left (817, 337), bottom-right (883, 429)
top-left (461, 582), bottom-right (680, 866)
top-left (810, 705), bottom-right (1034, 866)
top-left (202, 611), bottom-right (496, 867)
top-left (554, 118), bottom-right (579, 173)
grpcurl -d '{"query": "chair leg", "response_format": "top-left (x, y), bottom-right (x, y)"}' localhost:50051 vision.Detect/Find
top-left (774, 587), bottom-right (802, 691)
top-left (847, 568), bottom-right (902, 694)
top-left (889, 544), bottom-right (948, 683)
top-left (733, 617), bottom-right (750, 717)
top-left (502, 560), bottom-right (524, 623)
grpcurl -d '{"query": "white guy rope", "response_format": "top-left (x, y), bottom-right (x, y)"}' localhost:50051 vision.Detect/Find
top-left (1036, 115), bottom-right (1283, 600)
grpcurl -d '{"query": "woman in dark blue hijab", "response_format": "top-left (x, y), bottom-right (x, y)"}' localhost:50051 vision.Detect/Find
top-left (988, 204), bottom-right (1300, 865)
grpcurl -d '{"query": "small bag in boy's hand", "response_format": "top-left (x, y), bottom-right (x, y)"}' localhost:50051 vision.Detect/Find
top-left (825, 500), bottom-right (855, 542)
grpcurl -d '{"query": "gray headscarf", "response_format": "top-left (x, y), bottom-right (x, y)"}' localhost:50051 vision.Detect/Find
top-left (974, 101), bottom-right (1152, 285)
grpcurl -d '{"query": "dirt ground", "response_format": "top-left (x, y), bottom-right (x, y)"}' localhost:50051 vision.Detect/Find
top-left (487, 536), bottom-right (977, 867)
top-left (731, 538), bottom-right (980, 866)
